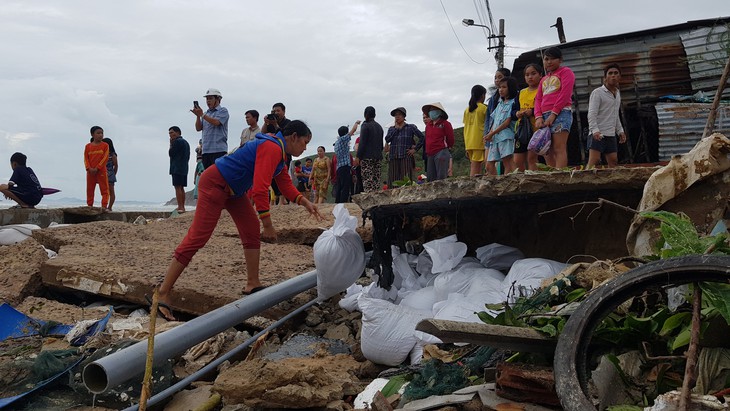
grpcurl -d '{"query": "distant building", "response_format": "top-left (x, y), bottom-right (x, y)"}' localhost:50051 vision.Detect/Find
top-left (513, 17), bottom-right (730, 164)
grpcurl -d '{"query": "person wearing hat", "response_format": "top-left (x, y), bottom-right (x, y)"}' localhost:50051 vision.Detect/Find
top-left (422, 102), bottom-right (454, 182)
top-left (384, 107), bottom-right (424, 187)
top-left (192, 88), bottom-right (229, 169)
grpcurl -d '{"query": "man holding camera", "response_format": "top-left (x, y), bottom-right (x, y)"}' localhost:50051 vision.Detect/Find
top-left (192, 88), bottom-right (229, 169)
top-left (263, 102), bottom-right (291, 134)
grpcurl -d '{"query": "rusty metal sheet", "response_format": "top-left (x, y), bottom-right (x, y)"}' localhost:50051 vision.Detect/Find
top-left (656, 102), bottom-right (730, 160)
top-left (512, 18), bottom-right (730, 111)
top-left (680, 24), bottom-right (730, 98)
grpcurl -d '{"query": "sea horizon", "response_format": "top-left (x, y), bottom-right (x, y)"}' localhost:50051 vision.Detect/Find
top-left (0, 197), bottom-right (194, 212)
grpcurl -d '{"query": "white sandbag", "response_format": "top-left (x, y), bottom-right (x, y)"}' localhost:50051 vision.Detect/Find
top-left (339, 283), bottom-right (364, 312)
top-left (400, 286), bottom-right (440, 312)
top-left (502, 258), bottom-right (567, 302)
top-left (0, 224), bottom-right (40, 245)
top-left (423, 235), bottom-right (467, 274)
top-left (433, 259), bottom-right (503, 301)
top-left (476, 243), bottom-right (525, 271)
top-left (364, 276), bottom-right (399, 302)
top-left (393, 248), bottom-right (421, 293)
top-left (465, 272), bottom-right (505, 297)
top-left (314, 204), bottom-right (365, 301)
top-left (434, 292), bottom-right (502, 324)
top-left (359, 296), bottom-right (430, 366)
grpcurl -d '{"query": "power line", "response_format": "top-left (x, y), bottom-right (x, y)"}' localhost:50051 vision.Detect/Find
top-left (484, 0), bottom-right (497, 36)
top-left (439, 0), bottom-right (488, 64)
top-left (472, 0), bottom-right (490, 43)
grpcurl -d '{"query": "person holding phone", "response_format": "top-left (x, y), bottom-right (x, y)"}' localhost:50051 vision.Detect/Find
top-left (191, 88), bottom-right (229, 169)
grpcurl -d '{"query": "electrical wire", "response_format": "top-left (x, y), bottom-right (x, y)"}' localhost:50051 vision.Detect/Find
top-left (439, 0), bottom-right (488, 64)
top-left (472, 0), bottom-right (491, 43)
top-left (485, 0), bottom-right (497, 36)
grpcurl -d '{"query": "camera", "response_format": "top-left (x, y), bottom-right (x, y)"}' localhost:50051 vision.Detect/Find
top-left (266, 113), bottom-right (277, 121)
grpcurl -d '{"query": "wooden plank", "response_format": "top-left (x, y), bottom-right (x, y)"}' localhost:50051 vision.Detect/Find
top-left (415, 319), bottom-right (556, 353)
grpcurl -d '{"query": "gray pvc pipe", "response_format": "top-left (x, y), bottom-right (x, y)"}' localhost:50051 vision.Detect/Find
top-left (121, 299), bottom-right (318, 411)
top-left (83, 269), bottom-right (317, 394)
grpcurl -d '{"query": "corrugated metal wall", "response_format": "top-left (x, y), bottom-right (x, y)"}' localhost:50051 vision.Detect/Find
top-left (680, 24), bottom-right (730, 97)
top-left (656, 102), bottom-right (730, 160)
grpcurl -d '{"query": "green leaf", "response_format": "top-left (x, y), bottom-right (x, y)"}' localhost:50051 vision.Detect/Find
top-left (640, 211), bottom-right (703, 256)
top-left (659, 312), bottom-right (691, 336)
top-left (381, 375), bottom-right (408, 397)
top-left (700, 282), bottom-right (730, 324)
top-left (565, 288), bottom-right (586, 303)
top-left (671, 328), bottom-right (691, 351)
top-left (477, 311), bottom-right (496, 324)
top-left (535, 323), bottom-right (557, 337)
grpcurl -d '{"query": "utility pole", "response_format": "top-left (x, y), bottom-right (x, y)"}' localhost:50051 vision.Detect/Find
top-left (487, 19), bottom-right (505, 69)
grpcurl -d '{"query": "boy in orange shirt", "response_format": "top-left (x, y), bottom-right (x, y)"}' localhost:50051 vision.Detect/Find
top-left (84, 126), bottom-right (110, 210)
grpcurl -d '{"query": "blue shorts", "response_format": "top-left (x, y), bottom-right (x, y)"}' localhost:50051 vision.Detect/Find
top-left (542, 110), bottom-right (573, 134)
top-left (588, 135), bottom-right (618, 154)
top-left (487, 139), bottom-right (515, 162)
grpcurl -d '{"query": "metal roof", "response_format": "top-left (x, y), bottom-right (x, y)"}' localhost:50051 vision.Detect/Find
top-left (512, 17), bottom-right (730, 110)
top-left (656, 102), bottom-right (730, 160)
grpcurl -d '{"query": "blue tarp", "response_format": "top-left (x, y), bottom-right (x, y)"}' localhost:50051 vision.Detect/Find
top-left (0, 303), bottom-right (114, 409)
top-left (0, 303), bottom-right (72, 340)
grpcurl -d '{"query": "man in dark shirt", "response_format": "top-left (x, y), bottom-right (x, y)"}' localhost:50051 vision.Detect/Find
top-left (169, 126), bottom-right (191, 213)
top-left (0, 152), bottom-right (43, 208)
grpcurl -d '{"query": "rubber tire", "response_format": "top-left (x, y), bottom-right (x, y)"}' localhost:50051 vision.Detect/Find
top-left (554, 255), bottom-right (730, 410)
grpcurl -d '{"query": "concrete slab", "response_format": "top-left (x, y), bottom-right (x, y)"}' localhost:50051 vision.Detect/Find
top-left (352, 167), bottom-right (658, 289)
top-left (0, 237), bottom-right (48, 306)
top-left (20, 203), bottom-right (368, 318)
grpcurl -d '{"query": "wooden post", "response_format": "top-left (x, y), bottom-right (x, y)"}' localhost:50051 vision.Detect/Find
top-left (679, 284), bottom-right (701, 410)
top-left (702, 54), bottom-right (730, 138)
top-left (138, 287), bottom-right (159, 411)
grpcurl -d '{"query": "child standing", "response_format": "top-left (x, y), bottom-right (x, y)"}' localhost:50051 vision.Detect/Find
top-left (483, 77), bottom-right (519, 175)
top-left (103, 138), bottom-right (118, 211)
top-left (534, 47), bottom-right (575, 168)
top-left (84, 126), bottom-right (110, 210)
top-left (463, 84), bottom-right (487, 176)
top-left (514, 63), bottom-right (543, 171)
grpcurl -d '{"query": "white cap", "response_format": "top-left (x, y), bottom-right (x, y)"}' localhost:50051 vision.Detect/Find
top-left (204, 88), bottom-right (222, 97)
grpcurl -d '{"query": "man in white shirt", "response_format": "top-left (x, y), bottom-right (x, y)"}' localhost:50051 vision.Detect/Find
top-left (587, 64), bottom-right (626, 168)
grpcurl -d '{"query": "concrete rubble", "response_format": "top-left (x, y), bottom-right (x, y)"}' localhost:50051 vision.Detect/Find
top-left (2, 131), bottom-right (730, 409)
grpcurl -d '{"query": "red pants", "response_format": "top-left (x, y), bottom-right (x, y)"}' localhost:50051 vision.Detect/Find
top-left (174, 165), bottom-right (260, 267)
top-left (86, 171), bottom-right (109, 208)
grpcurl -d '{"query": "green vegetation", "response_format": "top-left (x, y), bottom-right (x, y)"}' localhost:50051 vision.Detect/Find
top-left (475, 210), bottom-right (730, 406)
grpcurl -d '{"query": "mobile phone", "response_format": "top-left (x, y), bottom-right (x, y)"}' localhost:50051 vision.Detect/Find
top-left (193, 101), bottom-right (200, 109)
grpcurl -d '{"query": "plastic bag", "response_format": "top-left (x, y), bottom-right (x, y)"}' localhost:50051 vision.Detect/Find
top-left (359, 296), bottom-right (430, 366)
top-left (527, 126), bottom-right (552, 156)
top-left (422, 235), bottom-right (467, 274)
top-left (502, 258), bottom-right (567, 302)
top-left (475, 243), bottom-right (525, 271)
top-left (313, 204), bottom-right (365, 301)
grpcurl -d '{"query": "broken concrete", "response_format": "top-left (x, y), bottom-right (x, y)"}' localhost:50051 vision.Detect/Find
top-left (213, 354), bottom-right (362, 408)
top-left (0, 238), bottom-right (49, 306)
top-left (8, 203), bottom-right (368, 318)
top-left (353, 167), bottom-right (657, 288)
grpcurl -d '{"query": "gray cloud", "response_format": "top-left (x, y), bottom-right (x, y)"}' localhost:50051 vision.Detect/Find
top-left (0, 0), bottom-right (723, 201)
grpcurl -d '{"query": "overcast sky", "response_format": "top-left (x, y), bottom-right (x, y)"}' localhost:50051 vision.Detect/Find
top-left (1, 1), bottom-right (726, 203)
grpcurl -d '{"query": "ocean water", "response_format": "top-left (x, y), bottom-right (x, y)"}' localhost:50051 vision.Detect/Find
top-left (0, 200), bottom-right (194, 212)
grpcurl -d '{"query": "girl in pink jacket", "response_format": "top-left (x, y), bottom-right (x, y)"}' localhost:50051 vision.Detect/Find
top-left (534, 47), bottom-right (575, 168)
